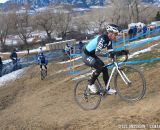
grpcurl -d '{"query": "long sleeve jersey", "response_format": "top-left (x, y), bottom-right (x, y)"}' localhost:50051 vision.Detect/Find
top-left (84, 34), bottom-right (112, 55)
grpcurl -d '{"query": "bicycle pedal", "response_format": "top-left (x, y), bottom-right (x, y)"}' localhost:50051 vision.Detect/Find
top-left (100, 92), bottom-right (105, 96)
top-left (99, 90), bottom-right (106, 96)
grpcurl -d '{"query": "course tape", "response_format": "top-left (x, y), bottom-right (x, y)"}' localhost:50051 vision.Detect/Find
top-left (113, 28), bottom-right (160, 46)
top-left (125, 57), bottom-right (160, 65)
top-left (114, 35), bottom-right (160, 51)
top-left (68, 34), bottom-right (160, 57)
top-left (69, 57), bottom-right (160, 75)
top-left (34, 51), bottom-right (64, 64)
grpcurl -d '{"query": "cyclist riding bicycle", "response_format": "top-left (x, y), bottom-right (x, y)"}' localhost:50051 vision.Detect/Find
top-left (38, 52), bottom-right (48, 70)
top-left (82, 24), bottom-right (120, 94)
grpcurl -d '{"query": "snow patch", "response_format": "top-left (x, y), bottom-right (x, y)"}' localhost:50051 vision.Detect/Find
top-left (0, 0), bottom-right (9, 3)
top-left (0, 68), bottom-right (26, 87)
top-left (129, 43), bottom-right (159, 58)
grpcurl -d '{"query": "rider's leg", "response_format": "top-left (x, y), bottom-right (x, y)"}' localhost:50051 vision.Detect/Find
top-left (82, 53), bottom-right (104, 84)
top-left (89, 69), bottom-right (101, 85)
top-left (95, 58), bottom-right (116, 94)
top-left (89, 56), bottom-right (104, 84)
top-left (12, 60), bottom-right (17, 71)
top-left (40, 64), bottom-right (42, 70)
top-left (44, 65), bottom-right (47, 75)
top-left (82, 54), bottom-right (104, 93)
top-left (102, 67), bottom-right (109, 86)
top-left (44, 65), bottom-right (47, 70)
top-left (88, 69), bottom-right (101, 93)
top-left (82, 52), bottom-right (116, 94)
top-left (89, 57), bottom-right (107, 93)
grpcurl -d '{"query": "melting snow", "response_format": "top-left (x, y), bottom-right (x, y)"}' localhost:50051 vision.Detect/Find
top-left (0, 0), bottom-right (9, 3)
top-left (129, 43), bottom-right (159, 59)
top-left (0, 68), bottom-right (26, 87)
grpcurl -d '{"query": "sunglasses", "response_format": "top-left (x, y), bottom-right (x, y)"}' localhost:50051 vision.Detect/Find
top-left (111, 32), bottom-right (118, 36)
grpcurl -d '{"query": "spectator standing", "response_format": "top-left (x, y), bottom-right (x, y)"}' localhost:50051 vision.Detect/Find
top-left (138, 25), bottom-right (142, 33)
top-left (78, 41), bottom-right (84, 53)
top-left (10, 48), bottom-right (18, 71)
top-left (133, 26), bottom-right (137, 38)
top-left (10, 49), bottom-right (17, 63)
top-left (128, 27), bottom-right (133, 41)
top-left (65, 43), bottom-right (73, 56)
top-left (143, 25), bottom-right (148, 38)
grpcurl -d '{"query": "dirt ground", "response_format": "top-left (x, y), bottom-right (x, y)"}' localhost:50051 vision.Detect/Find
top-left (0, 56), bottom-right (160, 130)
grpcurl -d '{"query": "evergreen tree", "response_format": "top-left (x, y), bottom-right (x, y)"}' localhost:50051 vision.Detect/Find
top-left (155, 11), bottom-right (160, 21)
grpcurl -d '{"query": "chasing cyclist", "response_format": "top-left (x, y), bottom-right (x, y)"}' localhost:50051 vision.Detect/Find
top-left (82, 24), bottom-right (120, 94)
top-left (37, 48), bottom-right (48, 71)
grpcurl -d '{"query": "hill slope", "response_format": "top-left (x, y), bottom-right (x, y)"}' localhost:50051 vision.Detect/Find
top-left (0, 53), bottom-right (160, 130)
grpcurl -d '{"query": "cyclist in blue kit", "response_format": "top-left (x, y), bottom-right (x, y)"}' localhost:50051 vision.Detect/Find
top-left (38, 52), bottom-right (48, 70)
top-left (82, 24), bottom-right (120, 94)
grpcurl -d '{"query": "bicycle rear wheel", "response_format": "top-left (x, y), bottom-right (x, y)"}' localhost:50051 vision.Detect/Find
top-left (74, 78), bottom-right (101, 110)
top-left (114, 65), bottom-right (146, 102)
top-left (41, 69), bottom-right (47, 80)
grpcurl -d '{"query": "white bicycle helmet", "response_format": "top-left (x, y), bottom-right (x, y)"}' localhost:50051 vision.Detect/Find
top-left (106, 24), bottom-right (119, 33)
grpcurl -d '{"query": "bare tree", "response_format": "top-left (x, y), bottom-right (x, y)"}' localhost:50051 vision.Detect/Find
top-left (35, 9), bottom-right (56, 42)
top-left (107, 0), bottom-right (155, 26)
top-left (91, 9), bottom-right (107, 31)
top-left (72, 18), bottom-right (90, 34)
top-left (124, 0), bottom-right (158, 23)
top-left (87, 8), bottom-right (107, 32)
top-left (16, 8), bottom-right (33, 51)
top-left (139, 5), bottom-right (158, 23)
top-left (54, 10), bottom-right (72, 40)
top-left (8, 11), bottom-right (18, 35)
top-left (0, 13), bottom-right (12, 51)
top-left (108, 0), bottom-right (125, 25)
top-left (126, 0), bottom-right (140, 22)
top-left (0, 14), bottom-right (8, 51)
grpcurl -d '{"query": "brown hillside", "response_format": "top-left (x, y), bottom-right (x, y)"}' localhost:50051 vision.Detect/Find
top-left (0, 55), bottom-right (160, 130)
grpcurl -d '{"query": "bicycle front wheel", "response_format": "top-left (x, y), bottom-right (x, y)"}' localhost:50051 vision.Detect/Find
top-left (74, 78), bottom-right (101, 110)
top-left (114, 65), bottom-right (146, 102)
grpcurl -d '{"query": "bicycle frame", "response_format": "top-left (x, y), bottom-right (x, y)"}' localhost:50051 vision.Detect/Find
top-left (102, 61), bottom-right (132, 90)
top-left (91, 50), bottom-right (132, 92)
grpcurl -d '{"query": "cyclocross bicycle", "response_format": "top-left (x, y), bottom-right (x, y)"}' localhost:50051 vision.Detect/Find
top-left (74, 50), bottom-right (146, 110)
